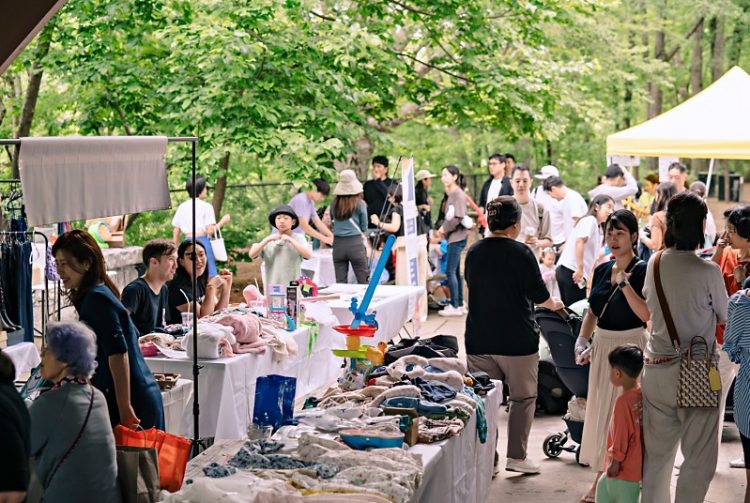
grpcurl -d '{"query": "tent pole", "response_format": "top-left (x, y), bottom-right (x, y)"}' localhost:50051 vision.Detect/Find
top-left (706, 158), bottom-right (715, 198)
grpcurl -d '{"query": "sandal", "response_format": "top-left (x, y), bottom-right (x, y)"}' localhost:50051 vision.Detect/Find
top-left (580, 496), bottom-right (595, 503)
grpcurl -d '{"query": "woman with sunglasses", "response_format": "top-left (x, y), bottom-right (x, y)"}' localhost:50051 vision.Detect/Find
top-left (52, 230), bottom-right (164, 430)
top-left (167, 239), bottom-right (232, 324)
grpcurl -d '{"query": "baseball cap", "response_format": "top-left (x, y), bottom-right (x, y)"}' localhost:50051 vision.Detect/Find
top-left (535, 165), bottom-right (559, 180)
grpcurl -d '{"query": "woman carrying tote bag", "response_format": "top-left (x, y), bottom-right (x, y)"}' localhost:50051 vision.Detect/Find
top-left (640, 192), bottom-right (728, 503)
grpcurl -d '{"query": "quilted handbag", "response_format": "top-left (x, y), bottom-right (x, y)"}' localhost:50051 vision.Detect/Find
top-left (654, 251), bottom-right (720, 408)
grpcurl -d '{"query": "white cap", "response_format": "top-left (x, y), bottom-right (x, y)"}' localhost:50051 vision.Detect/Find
top-left (535, 165), bottom-right (559, 180)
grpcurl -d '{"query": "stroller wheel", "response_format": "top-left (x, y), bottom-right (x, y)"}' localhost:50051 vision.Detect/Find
top-left (543, 433), bottom-right (564, 458)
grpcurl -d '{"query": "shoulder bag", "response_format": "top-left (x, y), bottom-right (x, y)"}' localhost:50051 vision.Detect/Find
top-left (653, 250), bottom-right (721, 408)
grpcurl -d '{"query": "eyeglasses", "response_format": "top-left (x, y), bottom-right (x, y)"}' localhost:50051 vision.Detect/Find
top-left (185, 252), bottom-right (206, 260)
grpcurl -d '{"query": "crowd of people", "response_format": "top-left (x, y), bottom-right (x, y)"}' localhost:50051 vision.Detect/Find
top-left (3, 152), bottom-right (750, 503)
top-left (462, 158), bottom-right (749, 503)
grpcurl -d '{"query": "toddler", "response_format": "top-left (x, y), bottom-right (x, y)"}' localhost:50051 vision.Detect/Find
top-left (539, 248), bottom-right (560, 298)
top-left (596, 344), bottom-right (643, 503)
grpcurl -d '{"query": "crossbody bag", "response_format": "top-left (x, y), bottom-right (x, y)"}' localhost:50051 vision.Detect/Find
top-left (653, 250), bottom-right (721, 408)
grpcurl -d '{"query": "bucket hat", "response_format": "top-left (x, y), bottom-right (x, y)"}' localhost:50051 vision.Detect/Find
top-left (333, 169), bottom-right (364, 196)
top-left (268, 204), bottom-right (299, 229)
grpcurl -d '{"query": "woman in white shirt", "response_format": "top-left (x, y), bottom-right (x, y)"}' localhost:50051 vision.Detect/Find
top-left (555, 195), bottom-right (614, 306)
top-left (172, 176), bottom-right (230, 277)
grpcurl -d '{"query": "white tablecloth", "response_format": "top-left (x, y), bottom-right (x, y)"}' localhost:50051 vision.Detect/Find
top-left (3, 342), bottom-right (41, 380)
top-left (314, 283), bottom-right (425, 343)
top-left (180, 384), bottom-right (500, 503)
top-left (409, 385), bottom-right (501, 503)
top-left (160, 378), bottom-right (193, 435)
top-left (146, 323), bottom-right (344, 440)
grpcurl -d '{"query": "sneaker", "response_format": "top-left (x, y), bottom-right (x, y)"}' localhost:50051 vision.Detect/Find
top-left (438, 305), bottom-right (463, 317)
top-left (506, 457), bottom-right (541, 474)
top-left (730, 457), bottom-right (745, 469)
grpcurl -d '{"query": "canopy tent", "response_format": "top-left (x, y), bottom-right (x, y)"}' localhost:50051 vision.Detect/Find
top-left (607, 66), bottom-right (750, 160)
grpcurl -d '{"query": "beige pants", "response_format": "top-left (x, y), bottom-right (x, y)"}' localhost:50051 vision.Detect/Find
top-left (468, 353), bottom-right (538, 460)
top-left (579, 327), bottom-right (647, 471)
top-left (395, 234), bottom-right (429, 321)
top-left (642, 360), bottom-right (721, 503)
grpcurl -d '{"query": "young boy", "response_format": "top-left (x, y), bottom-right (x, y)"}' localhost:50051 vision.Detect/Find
top-left (596, 344), bottom-right (644, 503)
top-left (122, 239), bottom-right (177, 335)
top-left (250, 205), bottom-right (312, 288)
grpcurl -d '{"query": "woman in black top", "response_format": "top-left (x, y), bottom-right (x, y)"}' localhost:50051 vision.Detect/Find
top-left (574, 210), bottom-right (650, 502)
top-left (167, 239), bottom-right (231, 324)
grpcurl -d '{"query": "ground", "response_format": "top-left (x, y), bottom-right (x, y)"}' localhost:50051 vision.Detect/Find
top-left (418, 311), bottom-right (745, 503)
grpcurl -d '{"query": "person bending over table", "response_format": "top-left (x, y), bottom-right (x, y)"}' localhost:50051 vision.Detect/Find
top-left (172, 175), bottom-right (230, 277)
top-left (52, 230), bottom-right (164, 430)
top-left (29, 321), bottom-right (119, 503)
top-left (464, 196), bottom-right (564, 475)
top-left (287, 179), bottom-right (334, 246)
top-left (167, 239), bottom-right (232, 325)
top-left (250, 205), bottom-right (312, 288)
top-left (122, 239), bottom-right (177, 335)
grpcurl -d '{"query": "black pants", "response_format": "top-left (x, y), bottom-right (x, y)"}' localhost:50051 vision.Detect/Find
top-left (742, 431), bottom-right (750, 465)
top-left (555, 265), bottom-right (586, 307)
top-left (332, 235), bottom-right (369, 284)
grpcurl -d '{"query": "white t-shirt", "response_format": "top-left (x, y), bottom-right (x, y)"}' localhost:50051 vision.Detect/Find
top-left (554, 189), bottom-right (588, 245)
top-left (557, 215), bottom-right (601, 280)
top-left (486, 178), bottom-right (504, 206)
top-left (587, 171), bottom-right (638, 210)
top-left (172, 199), bottom-right (216, 235)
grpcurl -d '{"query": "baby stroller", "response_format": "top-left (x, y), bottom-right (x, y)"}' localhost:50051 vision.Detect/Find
top-left (535, 306), bottom-right (590, 465)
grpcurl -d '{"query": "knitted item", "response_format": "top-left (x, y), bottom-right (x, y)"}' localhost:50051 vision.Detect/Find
top-left (215, 313), bottom-right (267, 354)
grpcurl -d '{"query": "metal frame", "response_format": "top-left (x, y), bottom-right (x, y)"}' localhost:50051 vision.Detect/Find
top-left (0, 135), bottom-right (206, 454)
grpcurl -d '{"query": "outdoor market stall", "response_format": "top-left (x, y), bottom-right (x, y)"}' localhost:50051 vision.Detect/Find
top-left (171, 378), bottom-right (500, 503)
top-left (145, 322), bottom-right (345, 440)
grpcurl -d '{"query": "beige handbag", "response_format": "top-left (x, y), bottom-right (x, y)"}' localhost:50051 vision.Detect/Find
top-left (654, 251), bottom-right (721, 408)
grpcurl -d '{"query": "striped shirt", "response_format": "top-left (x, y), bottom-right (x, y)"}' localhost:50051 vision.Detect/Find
top-left (724, 290), bottom-right (750, 439)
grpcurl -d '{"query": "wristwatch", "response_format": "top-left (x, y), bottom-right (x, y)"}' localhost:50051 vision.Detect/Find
top-left (618, 280), bottom-right (629, 289)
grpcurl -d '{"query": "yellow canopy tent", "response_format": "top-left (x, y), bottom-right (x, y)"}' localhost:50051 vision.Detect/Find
top-left (608, 66), bottom-right (750, 159)
top-left (607, 66), bottom-right (750, 195)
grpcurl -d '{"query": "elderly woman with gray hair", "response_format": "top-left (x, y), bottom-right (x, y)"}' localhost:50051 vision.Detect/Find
top-left (29, 321), bottom-right (120, 503)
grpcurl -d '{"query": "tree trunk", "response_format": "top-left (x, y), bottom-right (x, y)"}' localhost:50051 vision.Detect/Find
top-left (689, 18), bottom-right (705, 174)
top-left (12, 21), bottom-right (55, 178)
top-left (212, 151), bottom-right (231, 217)
top-left (690, 18), bottom-right (704, 94)
top-left (649, 4), bottom-right (666, 120)
top-left (708, 16), bottom-right (728, 198)
top-left (709, 16), bottom-right (725, 82)
top-left (728, 1), bottom-right (750, 66)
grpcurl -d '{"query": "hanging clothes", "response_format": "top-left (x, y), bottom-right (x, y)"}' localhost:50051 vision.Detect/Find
top-left (0, 233), bottom-right (34, 342)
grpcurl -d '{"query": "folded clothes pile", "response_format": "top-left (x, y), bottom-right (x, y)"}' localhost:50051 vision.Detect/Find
top-left (194, 435), bottom-right (422, 503)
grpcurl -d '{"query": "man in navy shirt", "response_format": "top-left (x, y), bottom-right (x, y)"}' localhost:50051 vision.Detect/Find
top-left (122, 240), bottom-right (177, 335)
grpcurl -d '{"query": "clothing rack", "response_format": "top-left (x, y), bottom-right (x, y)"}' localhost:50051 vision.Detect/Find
top-left (0, 230), bottom-right (50, 343)
top-left (0, 136), bottom-right (206, 456)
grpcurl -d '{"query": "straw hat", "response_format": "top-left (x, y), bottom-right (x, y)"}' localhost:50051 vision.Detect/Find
top-left (415, 169), bottom-right (435, 181)
top-left (333, 169), bottom-right (364, 196)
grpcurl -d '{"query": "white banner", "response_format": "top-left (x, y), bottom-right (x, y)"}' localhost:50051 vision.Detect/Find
top-left (401, 157), bottom-right (419, 287)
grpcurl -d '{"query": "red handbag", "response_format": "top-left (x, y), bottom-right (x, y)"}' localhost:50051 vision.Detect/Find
top-left (114, 425), bottom-right (192, 492)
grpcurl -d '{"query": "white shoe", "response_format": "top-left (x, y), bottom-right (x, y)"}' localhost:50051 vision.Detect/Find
top-left (438, 305), bottom-right (463, 317)
top-left (730, 457), bottom-right (745, 469)
top-left (506, 457), bottom-right (541, 474)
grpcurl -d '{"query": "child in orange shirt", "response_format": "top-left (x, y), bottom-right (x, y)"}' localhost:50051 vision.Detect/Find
top-left (596, 344), bottom-right (643, 503)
